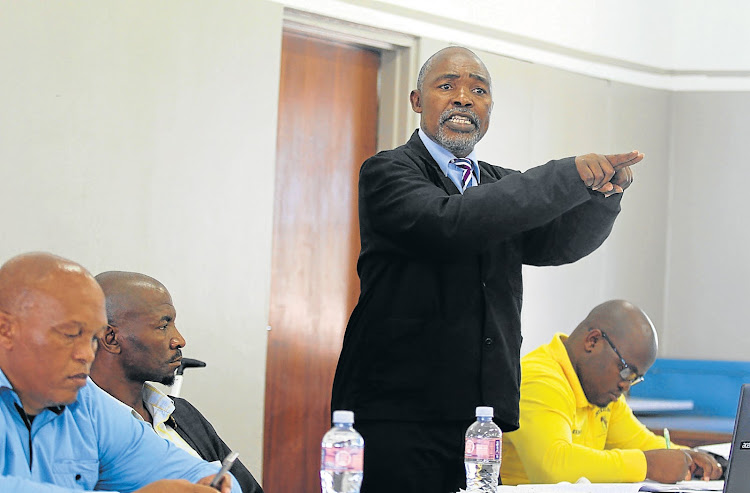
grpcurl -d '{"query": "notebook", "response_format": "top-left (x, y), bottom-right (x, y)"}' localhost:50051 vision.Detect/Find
top-left (723, 383), bottom-right (750, 493)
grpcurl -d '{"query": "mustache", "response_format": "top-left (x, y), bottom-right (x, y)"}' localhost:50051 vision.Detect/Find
top-left (439, 108), bottom-right (480, 127)
top-left (168, 350), bottom-right (183, 363)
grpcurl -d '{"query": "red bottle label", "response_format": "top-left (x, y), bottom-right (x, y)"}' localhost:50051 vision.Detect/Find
top-left (322, 447), bottom-right (364, 472)
top-left (464, 437), bottom-right (501, 460)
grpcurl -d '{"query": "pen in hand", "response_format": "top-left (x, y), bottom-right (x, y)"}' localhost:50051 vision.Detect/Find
top-left (663, 428), bottom-right (671, 449)
top-left (210, 451), bottom-right (239, 490)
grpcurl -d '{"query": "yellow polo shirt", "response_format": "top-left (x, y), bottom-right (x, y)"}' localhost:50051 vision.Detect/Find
top-left (501, 333), bottom-right (671, 485)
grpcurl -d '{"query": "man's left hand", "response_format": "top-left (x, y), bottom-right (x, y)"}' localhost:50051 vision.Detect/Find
top-left (602, 167), bottom-right (634, 197)
top-left (686, 449), bottom-right (723, 481)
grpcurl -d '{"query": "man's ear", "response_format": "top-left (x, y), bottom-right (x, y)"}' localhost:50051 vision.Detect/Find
top-left (410, 89), bottom-right (422, 113)
top-left (99, 325), bottom-right (122, 355)
top-left (0, 310), bottom-right (16, 350)
top-left (582, 328), bottom-right (600, 353)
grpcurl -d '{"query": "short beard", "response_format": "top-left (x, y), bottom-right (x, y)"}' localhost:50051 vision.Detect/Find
top-left (156, 372), bottom-right (177, 386)
top-left (433, 108), bottom-right (483, 156)
top-left (124, 365), bottom-right (177, 387)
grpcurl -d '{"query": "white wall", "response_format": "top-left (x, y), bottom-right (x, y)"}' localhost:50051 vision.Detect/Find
top-left (663, 92), bottom-right (750, 360)
top-left (381, 0), bottom-right (675, 69)
top-left (0, 0), bottom-right (284, 480)
top-left (378, 0), bottom-right (750, 71)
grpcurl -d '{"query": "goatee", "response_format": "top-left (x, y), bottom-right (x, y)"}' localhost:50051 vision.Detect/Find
top-left (434, 108), bottom-right (483, 155)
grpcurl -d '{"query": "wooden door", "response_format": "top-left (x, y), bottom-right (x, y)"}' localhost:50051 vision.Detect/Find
top-left (263, 32), bottom-right (380, 492)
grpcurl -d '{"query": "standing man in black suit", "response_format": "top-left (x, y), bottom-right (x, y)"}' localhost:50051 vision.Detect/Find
top-left (89, 271), bottom-right (263, 493)
top-left (331, 46), bottom-right (644, 493)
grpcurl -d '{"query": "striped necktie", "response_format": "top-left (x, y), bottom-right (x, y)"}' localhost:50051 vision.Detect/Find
top-left (451, 157), bottom-right (477, 192)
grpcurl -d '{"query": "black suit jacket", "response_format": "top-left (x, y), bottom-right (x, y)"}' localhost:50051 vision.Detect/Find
top-left (171, 397), bottom-right (263, 493)
top-left (331, 130), bottom-right (622, 431)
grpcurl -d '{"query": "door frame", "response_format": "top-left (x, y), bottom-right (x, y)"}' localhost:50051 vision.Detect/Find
top-left (282, 8), bottom-right (419, 150)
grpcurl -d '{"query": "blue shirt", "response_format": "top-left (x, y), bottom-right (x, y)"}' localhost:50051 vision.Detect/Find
top-left (0, 369), bottom-right (240, 492)
top-left (418, 128), bottom-right (481, 193)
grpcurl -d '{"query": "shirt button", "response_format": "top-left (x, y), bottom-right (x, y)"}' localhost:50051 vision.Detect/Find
top-left (482, 281), bottom-right (487, 288)
top-left (484, 337), bottom-right (493, 346)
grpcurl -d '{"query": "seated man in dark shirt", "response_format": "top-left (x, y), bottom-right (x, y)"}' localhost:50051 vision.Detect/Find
top-left (90, 270), bottom-right (263, 493)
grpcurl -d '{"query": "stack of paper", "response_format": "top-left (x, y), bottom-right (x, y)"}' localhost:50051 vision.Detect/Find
top-left (487, 479), bottom-right (724, 492)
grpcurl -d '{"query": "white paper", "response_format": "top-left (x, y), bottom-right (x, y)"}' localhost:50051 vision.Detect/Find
top-left (695, 442), bottom-right (731, 460)
top-left (487, 479), bottom-right (723, 492)
top-left (495, 483), bottom-right (643, 493)
top-left (638, 480), bottom-right (723, 492)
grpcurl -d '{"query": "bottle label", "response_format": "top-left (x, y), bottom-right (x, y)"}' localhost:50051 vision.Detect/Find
top-left (464, 437), bottom-right (501, 460)
top-left (321, 446), bottom-right (364, 472)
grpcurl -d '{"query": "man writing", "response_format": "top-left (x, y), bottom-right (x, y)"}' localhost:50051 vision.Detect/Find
top-left (0, 252), bottom-right (239, 492)
top-left (331, 45), bottom-right (644, 493)
top-left (501, 300), bottom-right (723, 484)
top-left (90, 271), bottom-right (263, 493)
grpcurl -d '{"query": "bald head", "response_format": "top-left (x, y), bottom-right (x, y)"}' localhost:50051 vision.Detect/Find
top-left (0, 252), bottom-right (106, 415)
top-left (584, 300), bottom-right (655, 335)
top-left (565, 300), bottom-right (657, 408)
top-left (0, 252), bottom-right (98, 316)
top-left (95, 271), bottom-right (168, 327)
top-left (417, 46), bottom-right (491, 92)
top-left (573, 300), bottom-right (657, 355)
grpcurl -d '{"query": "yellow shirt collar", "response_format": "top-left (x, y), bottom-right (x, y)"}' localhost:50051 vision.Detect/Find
top-left (547, 333), bottom-right (594, 409)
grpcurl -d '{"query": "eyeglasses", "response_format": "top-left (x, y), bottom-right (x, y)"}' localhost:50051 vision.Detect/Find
top-left (599, 330), bottom-right (644, 386)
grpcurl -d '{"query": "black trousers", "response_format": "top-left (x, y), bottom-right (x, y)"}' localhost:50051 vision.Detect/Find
top-left (355, 420), bottom-right (478, 493)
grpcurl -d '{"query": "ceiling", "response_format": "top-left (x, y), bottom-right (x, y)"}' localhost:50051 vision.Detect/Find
top-left (273, 0), bottom-right (750, 91)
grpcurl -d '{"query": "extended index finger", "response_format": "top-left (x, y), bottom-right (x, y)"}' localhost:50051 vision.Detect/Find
top-left (606, 150), bottom-right (645, 170)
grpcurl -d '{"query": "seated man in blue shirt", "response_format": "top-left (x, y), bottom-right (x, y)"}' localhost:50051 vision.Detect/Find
top-left (0, 252), bottom-right (240, 493)
top-left (90, 271), bottom-right (263, 493)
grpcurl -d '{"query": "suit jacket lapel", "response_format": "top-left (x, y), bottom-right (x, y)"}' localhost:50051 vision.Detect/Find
top-left (403, 130), bottom-right (462, 195)
top-left (171, 410), bottom-right (204, 457)
top-left (477, 161), bottom-right (498, 185)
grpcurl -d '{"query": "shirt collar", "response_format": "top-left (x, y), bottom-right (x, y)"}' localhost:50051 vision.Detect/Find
top-left (548, 333), bottom-right (594, 409)
top-left (139, 382), bottom-right (175, 426)
top-left (0, 367), bottom-right (13, 392)
top-left (418, 127), bottom-right (480, 179)
top-left (0, 368), bottom-right (21, 409)
top-left (0, 367), bottom-right (65, 415)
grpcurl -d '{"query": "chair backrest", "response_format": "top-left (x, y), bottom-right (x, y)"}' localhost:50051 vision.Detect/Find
top-left (629, 359), bottom-right (750, 417)
top-left (169, 357), bottom-right (206, 398)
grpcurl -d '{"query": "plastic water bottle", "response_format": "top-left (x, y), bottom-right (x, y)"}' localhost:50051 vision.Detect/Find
top-left (320, 410), bottom-right (364, 493)
top-left (464, 406), bottom-right (502, 492)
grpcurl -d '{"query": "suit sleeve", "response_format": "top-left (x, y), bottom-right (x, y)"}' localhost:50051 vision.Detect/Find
top-left (506, 371), bottom-right (647, 484)
top-left (521, 185), bottom-right (621, 266)
top-left (361, 153), bottom-right (616, 258)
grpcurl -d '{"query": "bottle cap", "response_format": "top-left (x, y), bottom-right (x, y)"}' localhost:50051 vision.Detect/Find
top-left (475, 406), bottom-right (494, 417)
top-left (332, 410), bottom-right (355, 424)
